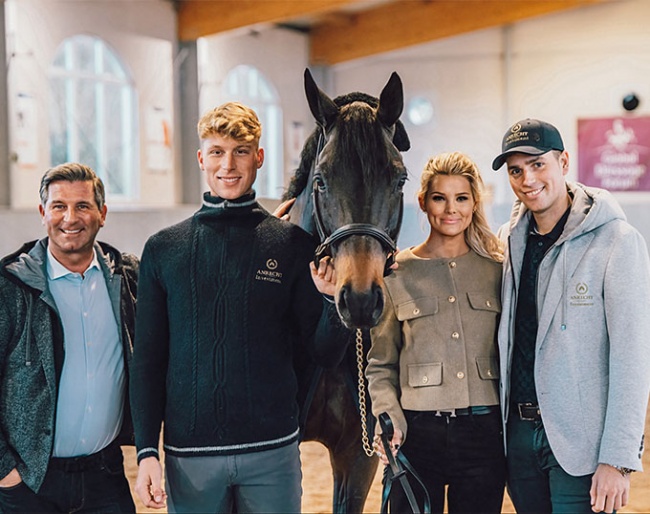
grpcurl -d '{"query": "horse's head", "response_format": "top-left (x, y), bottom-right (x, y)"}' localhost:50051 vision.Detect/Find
top-left (290, 69), bottom-right (409, 329)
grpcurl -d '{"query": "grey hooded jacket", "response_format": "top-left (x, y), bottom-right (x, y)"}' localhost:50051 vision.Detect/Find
top-left (0, 239), bottom-right (138, 492)
top-left (498, 181), bottom-right (650, 476)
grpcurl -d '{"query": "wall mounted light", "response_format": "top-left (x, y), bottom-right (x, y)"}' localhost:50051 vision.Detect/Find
top-left (622, 93), bottom-right (640, 111)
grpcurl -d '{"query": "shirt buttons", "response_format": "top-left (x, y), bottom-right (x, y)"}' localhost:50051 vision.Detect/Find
top-left (449, 261), bottom-right (456, 268)
top-left (413, 308), bottom-right (420, 315)
top-left (457, 372), bottom-right (465, 379)
top-left (487, 369), bottom-right (493, 377)
top-left (448, 295), bottom-right (456, 303)
top-left (486, 300), bottom-right (492, 307)
top-left (451, 332), bottom-right (460, 339)
top-left (422, 376), bottom-right (429, 384)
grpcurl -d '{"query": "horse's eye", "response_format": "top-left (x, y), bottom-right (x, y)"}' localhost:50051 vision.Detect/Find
top-left (314, 174), bottom-right (327, 193)
top-left (396, 173), bottom-right (408, 190)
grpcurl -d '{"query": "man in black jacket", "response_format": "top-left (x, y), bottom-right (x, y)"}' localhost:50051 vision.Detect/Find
top-left (131, 102), bottom-right (346, 513)
top-left (0, 163), bottom-right (138, 513)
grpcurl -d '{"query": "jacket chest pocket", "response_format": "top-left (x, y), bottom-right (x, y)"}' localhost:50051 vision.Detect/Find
top-left (466, 292), bottom-right (501, 314)
top-left (395, 297), bottom-right (439, 322)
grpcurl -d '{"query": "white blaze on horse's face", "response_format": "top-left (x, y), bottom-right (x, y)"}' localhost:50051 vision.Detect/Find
top-left (197, 134), bottom-right (264, 200)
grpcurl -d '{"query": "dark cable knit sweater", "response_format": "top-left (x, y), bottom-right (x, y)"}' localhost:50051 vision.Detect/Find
top-left (131, 192), bottom-right (347, 462)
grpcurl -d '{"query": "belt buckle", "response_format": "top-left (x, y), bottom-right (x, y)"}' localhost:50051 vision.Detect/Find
top-left (517, 402), bottom-right (539, 421)
top-left (434, 409), bottom-right (456, 417)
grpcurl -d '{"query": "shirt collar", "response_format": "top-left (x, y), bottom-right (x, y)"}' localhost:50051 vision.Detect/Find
top-left (46, 246), bottom-right (101, 279)
top-left (529, 205), bottom-right (571, 241)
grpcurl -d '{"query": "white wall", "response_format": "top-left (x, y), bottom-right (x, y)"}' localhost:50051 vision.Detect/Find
top-left (3, 0), bottom-right (650, 257)
top-left (331, 0), bottom-right (650, 246)
top-left (5, 0), bottom-right (177, 209)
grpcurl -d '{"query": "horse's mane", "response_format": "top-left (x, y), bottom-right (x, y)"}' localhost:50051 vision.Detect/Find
top-left (283, 92), bottom-right (410, 201)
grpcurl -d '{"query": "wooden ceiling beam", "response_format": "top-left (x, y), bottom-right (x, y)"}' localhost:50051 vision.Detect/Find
top-left (310, 0), bottom-right (605, 64)
top-left (178, 0), bottom-right (363, 41)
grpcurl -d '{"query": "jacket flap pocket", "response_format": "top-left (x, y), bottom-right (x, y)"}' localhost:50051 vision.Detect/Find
top-left (476, 357), bottom-right (499, 380)
top-left (467, 292), bottom-right (501, 313)
top-left (408, 362), bottom-right (442, 388)
top-left (396, 297), bottom-right (439, 321)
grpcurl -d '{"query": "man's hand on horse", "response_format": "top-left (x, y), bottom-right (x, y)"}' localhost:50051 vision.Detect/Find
top-left (373, 428), bottom-right (404, 466)
top-left (310, 256), bottom-right (336, 297)
top-left (272, 198), bottom-right (295, 220)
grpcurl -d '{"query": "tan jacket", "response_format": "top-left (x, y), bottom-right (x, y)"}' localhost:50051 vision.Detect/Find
top-left (367, 247), bottom-right (502, 439)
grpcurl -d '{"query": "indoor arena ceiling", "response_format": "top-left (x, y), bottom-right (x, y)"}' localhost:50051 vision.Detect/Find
top-left (175, 0), bottom-right (606, 64)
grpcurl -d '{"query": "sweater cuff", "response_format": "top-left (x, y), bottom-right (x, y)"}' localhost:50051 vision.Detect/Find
top-left (136, 447), bottom-right (160, 464)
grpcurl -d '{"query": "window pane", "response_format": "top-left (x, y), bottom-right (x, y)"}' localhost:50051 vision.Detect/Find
top-left (49, 77), bottom-right (68, 165)
top-left (49, 35), bottom-right (137, 200)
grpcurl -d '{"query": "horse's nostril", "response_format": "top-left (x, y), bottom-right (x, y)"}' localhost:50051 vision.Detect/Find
top-left (336, 283), bottom-right (385, 329)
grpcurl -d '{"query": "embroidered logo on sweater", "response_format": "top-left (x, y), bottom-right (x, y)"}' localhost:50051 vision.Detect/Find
top-left (570, 282), bottom-right (593, 306)
top-left (256, 259), bottom-right (283, 284)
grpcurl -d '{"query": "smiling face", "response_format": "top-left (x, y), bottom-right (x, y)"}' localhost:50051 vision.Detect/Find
top-left (506, 150), bottom-right (570, 231)
top-left (197, 134), bottom-right (264, 200)
top-left (419, 174), bottom-right (475, 241)
top-left (39, 180), bottom-right (107, 271)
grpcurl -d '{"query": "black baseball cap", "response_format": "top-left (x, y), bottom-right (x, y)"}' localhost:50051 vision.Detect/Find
top-left (492, 118), bottom-right (565, 170)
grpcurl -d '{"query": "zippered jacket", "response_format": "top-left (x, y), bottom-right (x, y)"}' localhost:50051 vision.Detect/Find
top-left (0, 239), bottom-right (138, 492)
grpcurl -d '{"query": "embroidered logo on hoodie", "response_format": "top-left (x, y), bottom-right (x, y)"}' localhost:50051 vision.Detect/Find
top-left (570, 282), bottom-right (594, 306)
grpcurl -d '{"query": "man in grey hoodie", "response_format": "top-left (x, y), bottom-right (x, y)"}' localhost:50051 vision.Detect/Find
top-left (0, 163), bottom-right (138, 513)
top-left (493, 119), bottom-right (650, 514)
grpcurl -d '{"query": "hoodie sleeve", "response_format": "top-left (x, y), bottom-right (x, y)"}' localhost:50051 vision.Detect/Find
top-left (598, 225), bottom-right (650, 471)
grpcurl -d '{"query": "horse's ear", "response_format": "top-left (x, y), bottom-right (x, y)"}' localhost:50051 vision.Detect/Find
top-left (377, 72), bottom-right (404, 129)
top-left (304, 68), bottom-right (339, 130)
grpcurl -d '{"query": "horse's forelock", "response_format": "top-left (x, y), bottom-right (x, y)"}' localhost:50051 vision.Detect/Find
top-left (284, 92), bottom-right (401, 201)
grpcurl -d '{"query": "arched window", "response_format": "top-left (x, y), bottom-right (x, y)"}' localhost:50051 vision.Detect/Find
top-left (49, 35), bottom-right (138, 199)
top-left (222, 65), bottom-right (283, 199)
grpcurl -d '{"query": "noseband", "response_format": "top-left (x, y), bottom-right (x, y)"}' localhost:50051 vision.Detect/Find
top-left (311, 131), bottom-right (403, 277)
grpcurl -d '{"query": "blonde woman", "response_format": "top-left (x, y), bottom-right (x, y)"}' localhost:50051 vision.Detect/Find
top-left (367, 152), bottom-right (506, 513)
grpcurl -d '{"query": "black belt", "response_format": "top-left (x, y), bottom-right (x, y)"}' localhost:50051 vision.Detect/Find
top-left (49, 439), bottom-right (120, 472)
top-left (514, 402), bottom-right (542, 421)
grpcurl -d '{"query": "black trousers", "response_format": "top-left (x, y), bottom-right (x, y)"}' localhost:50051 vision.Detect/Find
top-left (0, 441), bottom-right (135, 513)
top-left (388, 409), bottom-right (506, 514)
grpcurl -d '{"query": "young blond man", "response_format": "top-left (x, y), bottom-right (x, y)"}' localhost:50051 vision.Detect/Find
top-left (130, 102), bottom-right (345, 513)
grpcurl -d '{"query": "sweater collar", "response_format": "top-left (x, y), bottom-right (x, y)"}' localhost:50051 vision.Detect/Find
top-left (201, 191), bottom-right (257, 210)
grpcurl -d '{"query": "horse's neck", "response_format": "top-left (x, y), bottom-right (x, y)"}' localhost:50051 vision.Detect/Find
top-left (289, 188), bottom-right (317, 238)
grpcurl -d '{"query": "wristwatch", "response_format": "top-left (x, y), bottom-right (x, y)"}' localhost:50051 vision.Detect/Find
top-left (610, 465), bottom-right (634, 477)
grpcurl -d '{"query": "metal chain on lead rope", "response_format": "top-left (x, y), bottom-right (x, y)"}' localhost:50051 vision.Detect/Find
top-left (356, 328), bottom-right (375, 457)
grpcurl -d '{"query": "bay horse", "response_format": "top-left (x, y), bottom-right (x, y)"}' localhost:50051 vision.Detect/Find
top-left (285, 69), bottom-right (410, 513)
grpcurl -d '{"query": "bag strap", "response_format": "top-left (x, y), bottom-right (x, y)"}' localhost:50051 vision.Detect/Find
top-left (378, 413), bottom-right (432, 514)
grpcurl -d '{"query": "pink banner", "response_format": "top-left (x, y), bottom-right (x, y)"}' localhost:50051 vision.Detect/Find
top-left (578, 117), bottom-right (650, 191)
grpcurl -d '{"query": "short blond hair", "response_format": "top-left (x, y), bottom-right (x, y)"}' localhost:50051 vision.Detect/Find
top-left (418, 152), bottom-right (503, 263)
top-left (197, 102), bottom-right (262, 145)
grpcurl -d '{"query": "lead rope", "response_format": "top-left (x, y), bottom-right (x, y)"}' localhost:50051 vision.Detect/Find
top-left (356, 328), bottom-right (375, 457)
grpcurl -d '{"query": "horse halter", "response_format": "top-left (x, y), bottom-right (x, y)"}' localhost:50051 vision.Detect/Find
top-left (311, 131), bottom-right (403, 277)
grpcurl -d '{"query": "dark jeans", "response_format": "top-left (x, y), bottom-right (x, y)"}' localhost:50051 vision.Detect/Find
top-left (506, 412), bottom-right (595, 514)
top-left (388, 409), bottom-right (506, 514)
top-left (0, 442), bottom-right (135, 513)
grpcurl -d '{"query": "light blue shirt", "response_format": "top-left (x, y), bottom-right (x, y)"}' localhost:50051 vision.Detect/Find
top-left (47, 247), bottom-right (125, 457)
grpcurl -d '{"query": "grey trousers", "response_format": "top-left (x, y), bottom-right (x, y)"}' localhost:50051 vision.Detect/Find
top-left (165, 442), bottom-right (302, 513)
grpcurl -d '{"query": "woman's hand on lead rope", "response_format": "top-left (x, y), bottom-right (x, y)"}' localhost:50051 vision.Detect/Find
top-left (373, 428), bottom-right (404, 466)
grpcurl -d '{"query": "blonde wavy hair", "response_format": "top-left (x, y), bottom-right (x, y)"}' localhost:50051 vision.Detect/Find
top-left (417, 152), bottom-right (504, 263)
top-left (197, 102), bottom-right (262, 145)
